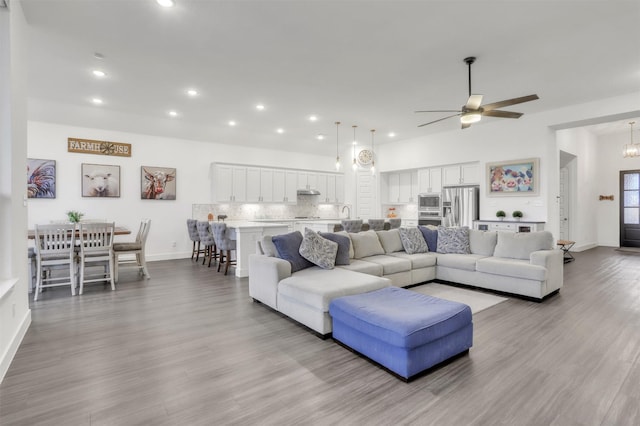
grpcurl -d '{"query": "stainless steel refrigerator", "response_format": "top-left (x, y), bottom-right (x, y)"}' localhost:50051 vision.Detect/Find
top-left (441, 185), bottom-right (480, 228)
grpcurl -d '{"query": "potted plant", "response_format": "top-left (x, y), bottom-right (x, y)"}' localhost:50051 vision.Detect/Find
top-left (512, 210), bottom-right (523, 221)
top-left (496, 210), bottom-right (506, 221)
top-left (66, 210), bottom-right (84, 223)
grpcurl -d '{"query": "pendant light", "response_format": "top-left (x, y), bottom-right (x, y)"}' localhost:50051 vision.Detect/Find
top-left (370, 129), bottom-right (376, 175)
top-left (352, 125), bottom-right (358, 171)
top-left (335, 121), bottom-right (341, 170)
top-left (623, 121), bottom-right (639, 158)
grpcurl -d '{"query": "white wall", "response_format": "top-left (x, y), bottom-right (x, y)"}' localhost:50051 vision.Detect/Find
top-left (27, 121), bottom-right (336, 261)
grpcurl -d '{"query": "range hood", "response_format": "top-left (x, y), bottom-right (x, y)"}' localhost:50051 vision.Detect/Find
top-left (297, 188), bottom-right (321, 196)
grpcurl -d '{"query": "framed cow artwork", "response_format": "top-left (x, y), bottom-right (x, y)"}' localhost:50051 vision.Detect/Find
top-left (141, 166), bottom-right (176, 200)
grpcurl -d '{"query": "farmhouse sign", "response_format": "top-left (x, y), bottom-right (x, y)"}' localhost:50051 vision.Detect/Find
top-left (68, 138), bottom-right (132, 157)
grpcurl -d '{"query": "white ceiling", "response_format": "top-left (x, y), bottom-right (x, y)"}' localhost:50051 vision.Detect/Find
top-left (20, 0), bottom-right (640, 156)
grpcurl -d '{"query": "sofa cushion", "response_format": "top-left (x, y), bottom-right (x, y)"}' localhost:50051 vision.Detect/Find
top-left (398, 227), bottom-right (429, 254)
top-left (376, 229), bottom-right (404, 253)
top-left (436, 253), bottom-right (487, 271)
top-left (469, 229), bottom-right (497, 256)
top-left (350, 230), bottom-right (385, 259)
top-left (388, 252), bottom-right (437, 269)
top-left (493, 231), bottom-right (554, 260)
top-left (362, 254), bottom-right (412, 275)
top-left (436, 226), bottom-right (471, 254)
top-left (261, 235), bottom-right (279, 257)
top-left (334, 231), bottom-right (355, 259)
top-left (338, 259), bottom-right (384, 276)
top-left (476, 257), bottom-right (547, 281)
top-left (272, 231), bottom-right (314, 273)
top-left (299, 228), bottom-right (338, 270)
top-left (418, 226), bottom-right (438, 252)
top-left (278, 267), bottom-right (390, 311)
top-left (319, 232), bottom-right (351, 265)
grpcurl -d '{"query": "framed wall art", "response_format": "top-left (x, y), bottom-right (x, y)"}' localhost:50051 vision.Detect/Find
top-left (82, 163), bottom-right (121, 197)
top-left (141, 166), bottom-right (176, 200)
top-left (487, 158), bottom-right (539, 196)
top-left (27, 158), bottom-right (56, 198)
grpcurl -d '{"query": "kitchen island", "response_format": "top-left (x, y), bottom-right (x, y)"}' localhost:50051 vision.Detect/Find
top-left (214, 221), bottom-right (289, 278)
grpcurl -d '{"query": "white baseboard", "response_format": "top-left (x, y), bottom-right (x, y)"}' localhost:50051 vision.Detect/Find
top-left (0, 308), bottom-right (31, 384)
top-left (573, 243), bottom-right (597, 252)
top-left (147, 251), bottom-right (192, 262)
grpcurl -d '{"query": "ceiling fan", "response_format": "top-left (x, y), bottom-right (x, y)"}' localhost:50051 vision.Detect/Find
top-left (416, 57), bottom-right (539, 129)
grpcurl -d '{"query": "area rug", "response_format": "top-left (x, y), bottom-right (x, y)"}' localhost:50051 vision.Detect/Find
top-left (410, 283), bottom-right (508, 314)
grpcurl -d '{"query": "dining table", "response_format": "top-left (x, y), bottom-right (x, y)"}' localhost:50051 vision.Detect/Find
top-left (27, 226), bottom-right (131, 239)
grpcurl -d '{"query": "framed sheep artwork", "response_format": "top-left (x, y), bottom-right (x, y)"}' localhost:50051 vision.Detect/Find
top-left (486, 158), bottom-right (539, 196)
top-left (141, 166), bottom-right (176, 200)
top-left (27, 158), bottom-right (56, 198)
top-left (81, 163), bottom-right (121, 197)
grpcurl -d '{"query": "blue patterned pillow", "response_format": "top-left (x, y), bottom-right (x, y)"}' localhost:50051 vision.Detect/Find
top-left (398, 227), bottom-right (429, 254)
top-left (318, 232), bottom-right (351, 265)
top-left (272, 231), bottom-right (314, 272)
top-left (299, 228), bottom-right (339, 269)
top-left (436, 226), bottom-right (471, 254)
top-left (418, 226), bottom-right (438, 252)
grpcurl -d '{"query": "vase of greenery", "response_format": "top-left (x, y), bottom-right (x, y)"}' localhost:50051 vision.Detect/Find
top-left (67, 210), bottom-right (84, 223)
top-left (512, 210), bottom-right (523, 221)
top-left (496, 210), bottom-right (506, 221)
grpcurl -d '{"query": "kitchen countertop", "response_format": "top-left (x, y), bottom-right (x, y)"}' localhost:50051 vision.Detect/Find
top-left (211, 220), bottom-right (290, 228)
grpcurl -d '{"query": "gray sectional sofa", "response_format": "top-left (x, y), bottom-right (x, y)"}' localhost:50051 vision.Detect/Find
top-left (249, 228), bottom-right (563, 337)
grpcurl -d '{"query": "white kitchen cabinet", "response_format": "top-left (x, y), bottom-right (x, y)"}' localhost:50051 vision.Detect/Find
top-left (260, 168), bottom-right (274, 202)
top-left (297, 172), bottom-right (318, 191)
top-left (418, 167), bottom-right (442, 193)
top-left (387, 173), bottom-right (400, 203)
top-left (474, 220), bottom-right (545, 233)
top-left (386, 171), bottom-right (418, 204)
top-left (246, 167), bottom-right (261, 202)
top-left (316, 174), bottom-right (328, 201)
top-left (402, 219), bottom-right (418, 227)
top-left (212, 164), bottom-right (247, 202)
top-left (442, 163), bottom-right (480, 186)
top-left (335, 175), bottom-right (345, 204)
top-left (284, 171), bottom-right (298, 203)
top-left (399, 172), bottom-right (412, 203)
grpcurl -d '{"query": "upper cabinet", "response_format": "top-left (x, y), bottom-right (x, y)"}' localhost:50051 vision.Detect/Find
top-left (442, 163), bottom-right (480, 186)
top-left (417, 167), bottom-right (442, 193)
top-left (212, 164), bottom-right (247, 202)
top-left (386, 170), bottom-right (418, 204)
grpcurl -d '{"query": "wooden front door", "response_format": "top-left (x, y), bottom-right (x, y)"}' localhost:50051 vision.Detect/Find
top-left (620, 170), bottom-right (640, 247)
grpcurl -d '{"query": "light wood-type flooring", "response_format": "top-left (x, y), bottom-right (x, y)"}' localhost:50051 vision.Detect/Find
top-left (1, 247), bottom-right (639, 425)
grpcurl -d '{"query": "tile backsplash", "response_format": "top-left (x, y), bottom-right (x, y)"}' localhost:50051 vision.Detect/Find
top-left (193, 195), bottom-right (348, 221)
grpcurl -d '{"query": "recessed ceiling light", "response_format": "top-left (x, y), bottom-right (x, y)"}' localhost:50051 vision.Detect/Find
top-left (187, 89), bottom-right (198, 97)
top-left (91, 98), bottom-right (103, 105)
top-left (309, 115), bottom-right (318, 122)
top-left (156, 0), bottom-right (175, 7)
top-left (276, 128), bottom-right (284, 134)
top-left (228, 121), bottom-right (237, 126)
top-left (256, 104), bottom-right (265, 111)
top-left (317, 134), bottom-right (325, 140)
top-left (92, 70), bottom-right (106, 78)
top-left (168, 110), bottom-right (178, 117)
top-left (388, 132), bottom-right (396, 137)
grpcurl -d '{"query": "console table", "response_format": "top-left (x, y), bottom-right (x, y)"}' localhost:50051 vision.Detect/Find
top-left (473, 220), bottom-right (545, 233)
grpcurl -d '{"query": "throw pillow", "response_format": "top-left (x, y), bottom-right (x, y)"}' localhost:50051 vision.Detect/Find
top-left (272, 231), bottom-right (314, 272)
top-left (318, 232), bottom-right (351, 265)
top-left (469, 229), bottom-right (497, 256)
top-left (299, 228), bottom-right (339, 270)
top-left (398, 227), bottom-right (429, 254)
top-left (349, 230), bottom-right (385, 259)
top-left (334, 231), bottom-right (355, 259)
top-left (376, 229), bottom-right (404, 253)
top-left (436, 226), bottom-right (471, 254)
top-left (418, 226), bottom-right (438, 252)
top-left (261, 235), bottom-right (278, 257)
top-left (493, 231), bottom-right (554, 260)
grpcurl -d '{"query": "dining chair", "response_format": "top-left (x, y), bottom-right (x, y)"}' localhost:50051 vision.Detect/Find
top-left (78, 222), bottom-right (115, 295)
top-left (367, 219), bottom-right (386, 231)
top-left (113, 219), bottom-right (151, 283)
top-left (341, 219), bottom-right (363, 233)
top-left (196, 221), bottom-right (217, 267)
top-left (187, 219), bottom-right (205, 261)
top-left (211, 222), bottom-right (236, 275)
top-left (33, 223), bottom-right (77, 301)
top-left (388, 218), bottom-right (402, 229)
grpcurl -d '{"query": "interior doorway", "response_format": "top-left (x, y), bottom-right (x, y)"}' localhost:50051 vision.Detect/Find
top-left (619, 170), bottom-right (640, 247)
top-left (356, 171), bottom-right (377, 220)
top-left (559, 151), bottom-right (577, 241)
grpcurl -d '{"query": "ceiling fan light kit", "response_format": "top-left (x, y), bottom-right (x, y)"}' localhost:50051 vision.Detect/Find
top-left (417, 56), bottom-right (539, 129)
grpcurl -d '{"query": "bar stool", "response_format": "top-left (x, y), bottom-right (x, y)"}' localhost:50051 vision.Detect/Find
top-left (211, 222), bottom-right (236, 275)
top-left (341, 219), bottom-right (363, 233)
top-left (367, 219), bottom-right (385, 231)
top-left (388, 218), bottom-right (402, 229)
top-left (196, 221), bottom-right (217, 267)
top-left (187, 219), bottom-right (206, 261)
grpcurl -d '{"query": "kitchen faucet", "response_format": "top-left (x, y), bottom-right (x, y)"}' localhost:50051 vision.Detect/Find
top-left (341, 205), bottom-right (351, 219)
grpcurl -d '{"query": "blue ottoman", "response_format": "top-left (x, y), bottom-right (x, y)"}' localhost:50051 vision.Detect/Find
top-left (329, 287), bottom-right (473, 381)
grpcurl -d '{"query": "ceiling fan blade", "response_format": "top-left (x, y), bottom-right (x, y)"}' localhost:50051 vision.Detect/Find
top-left (465, 94), bottom-right (483, 110)
top-left (415, 110), bottom-right (461, 113)
top-left (482, 94), bottom-right (539, 111)
top-left (418, 113), bottom-right (461, 127)
top-left (482, 110), bottom-right (523, 119)
top-left (461, 123), bottom-right (471, 130)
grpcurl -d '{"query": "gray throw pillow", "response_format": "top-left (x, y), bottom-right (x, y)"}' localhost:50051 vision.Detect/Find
top-left (319, 232), bottom-right (351, 265)
top-left (349, 230), bottom-right (385, 259)
top-left (493, 231), bottom-right (554, 260)
top-left (436, 226), bottom-right (471, 254)
top-left (272, 231), bottom-right (314, 272)
top-left (398, 227), bottom-right (429, 254)
top-left (299, 228), bottom-right (339, 270)
top-left (469, 229), bottom-right (497, 256)
top-left (376, 229), bottom-right (404, 253)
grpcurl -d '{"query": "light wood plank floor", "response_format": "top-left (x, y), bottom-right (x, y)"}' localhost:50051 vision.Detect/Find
top-left (1, 247), bottom-right (639, 425)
